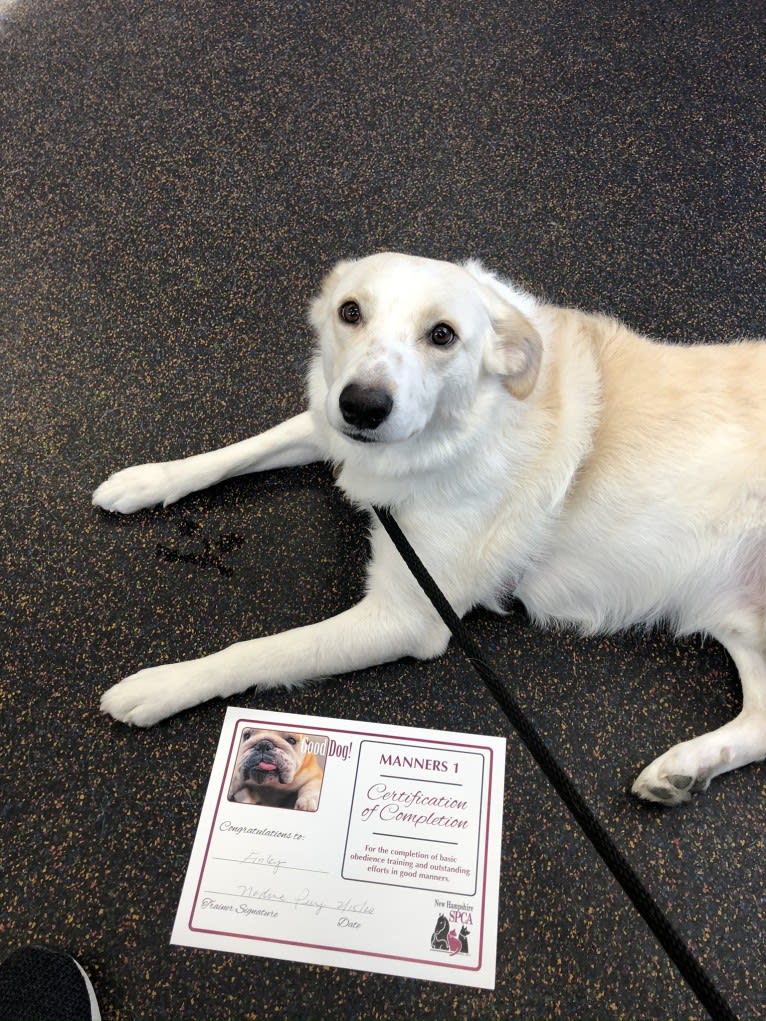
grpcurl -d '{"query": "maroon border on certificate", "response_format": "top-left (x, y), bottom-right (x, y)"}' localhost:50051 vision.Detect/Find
top-left (186, 718), bottom-right (498, 975)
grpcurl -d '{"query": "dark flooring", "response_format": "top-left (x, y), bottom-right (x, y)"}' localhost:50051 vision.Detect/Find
top-left (2, 1), bottom-right (765, 1018)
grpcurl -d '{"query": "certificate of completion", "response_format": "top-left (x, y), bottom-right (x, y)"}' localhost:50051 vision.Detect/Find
top-left (172, 707), bottom-right (506, 988)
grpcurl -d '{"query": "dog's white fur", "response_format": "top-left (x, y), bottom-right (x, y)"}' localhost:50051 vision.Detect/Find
top-left (93, 252), bottom-right (766, 805)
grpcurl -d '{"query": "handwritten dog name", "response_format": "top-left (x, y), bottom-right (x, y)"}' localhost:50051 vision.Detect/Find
top-left (242, 850), bottom-right (287, 874)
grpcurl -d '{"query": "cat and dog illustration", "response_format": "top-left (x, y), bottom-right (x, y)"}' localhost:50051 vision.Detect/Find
top-left (431, 915), bottom-right (470, 956)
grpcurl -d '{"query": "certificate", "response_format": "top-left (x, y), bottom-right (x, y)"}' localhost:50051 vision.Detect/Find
top-left (172, 707), bottom-right (506, 988)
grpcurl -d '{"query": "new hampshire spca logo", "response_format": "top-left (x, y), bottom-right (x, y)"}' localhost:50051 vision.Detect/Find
top-left (430, 911), bottom-right (472, 956)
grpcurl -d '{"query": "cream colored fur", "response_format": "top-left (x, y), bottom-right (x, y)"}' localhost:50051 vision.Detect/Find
top-left (93, 253), bottom-right (766, 805)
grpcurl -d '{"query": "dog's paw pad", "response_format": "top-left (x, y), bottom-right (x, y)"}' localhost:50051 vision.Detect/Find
top-left (632, 773), bottom-right (693, 806)
top-left (647, 785), bottom-right (678, 802)
top-left (668, 773), bottom-right (694, 791)
top-left (631, 743), bottom-right (716, 806)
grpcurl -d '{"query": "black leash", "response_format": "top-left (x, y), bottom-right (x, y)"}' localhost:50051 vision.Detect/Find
top-left (373, 504), bottom-right (738, 1021)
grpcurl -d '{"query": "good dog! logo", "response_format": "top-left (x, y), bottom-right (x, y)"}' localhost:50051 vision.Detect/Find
top-left (430, 912), bottom-right (472, 956)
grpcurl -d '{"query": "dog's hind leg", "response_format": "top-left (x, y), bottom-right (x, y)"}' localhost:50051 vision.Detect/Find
top-left (633, 625), bottom-right (766, 805)
top-left (92, 412), bottom-right (323, 514)
top-left (100, 588), bottom-right (451, 726)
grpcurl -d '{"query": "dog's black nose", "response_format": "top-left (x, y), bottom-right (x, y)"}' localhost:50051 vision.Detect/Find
top-left (339, 383), bottom-right (393, 430)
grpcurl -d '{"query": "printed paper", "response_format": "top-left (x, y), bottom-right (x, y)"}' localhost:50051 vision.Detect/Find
top-left (172, 708), bottom-right (505, 988)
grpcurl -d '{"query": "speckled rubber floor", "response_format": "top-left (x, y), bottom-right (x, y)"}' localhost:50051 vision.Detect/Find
top-left (2, 1), bottom-right (764, 1018)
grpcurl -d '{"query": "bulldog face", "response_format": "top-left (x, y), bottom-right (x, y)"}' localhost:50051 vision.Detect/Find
top-left (228, 729), bottom-right (323, 810)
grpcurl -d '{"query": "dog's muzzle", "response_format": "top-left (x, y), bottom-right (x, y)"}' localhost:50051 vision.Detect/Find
top-left (241, 741), bottom-right (284, 781)
top-left (339, 383), bottom-right (393, 432)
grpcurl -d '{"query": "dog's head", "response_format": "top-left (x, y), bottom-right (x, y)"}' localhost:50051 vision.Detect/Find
top-left (230, 729), bottom-right (309, 791)
top-left (308, 252), bottom-right (542, 448)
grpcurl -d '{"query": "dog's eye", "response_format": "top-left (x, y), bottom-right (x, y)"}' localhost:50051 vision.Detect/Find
top-left (286, 735), bottom-right (297, 745)
top-left (242, 730), bottom-right (252, 742)
top-left (430, 323), bottom-right (456, 347)
top-left (339, 301), bottom-right (362, 325)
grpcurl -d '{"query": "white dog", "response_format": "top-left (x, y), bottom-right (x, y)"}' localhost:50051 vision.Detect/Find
top-left (93, 252), bottom-right (766, 806)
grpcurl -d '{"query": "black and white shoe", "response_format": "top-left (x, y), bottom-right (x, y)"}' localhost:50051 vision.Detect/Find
top-left (0, 946), bottom-right (101, 1021)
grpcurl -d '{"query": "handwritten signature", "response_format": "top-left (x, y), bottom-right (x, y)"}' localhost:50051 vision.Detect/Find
top-left (209, 885), bottom-right (376, 917)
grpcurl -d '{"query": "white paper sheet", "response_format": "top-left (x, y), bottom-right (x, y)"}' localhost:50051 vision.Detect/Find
top-left (172, 707), bottom-right (505, 988)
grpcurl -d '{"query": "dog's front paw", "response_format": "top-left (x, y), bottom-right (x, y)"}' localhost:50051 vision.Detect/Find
top-left (92, 461), bottom-right (185, 514)
top-left (631, 743), bottom-right (714, 806)
top-left (101, 662), bottom-right (206, 726)
top-left (294, 790), bottom-right (320, 812)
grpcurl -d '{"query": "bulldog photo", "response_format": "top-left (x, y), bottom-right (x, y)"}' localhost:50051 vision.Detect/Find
top-left (227, 729), bottom-right (324, 811)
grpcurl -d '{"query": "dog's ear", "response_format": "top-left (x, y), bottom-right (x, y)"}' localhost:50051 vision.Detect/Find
top-left (484, 307), bottom-right (542, 400)
top-left (309, 259), bottom-right (356, 331)
top-left (464, 260), bottom-right (542, 400)
top-left (482, 306), bottom-right (543, 398)
top-left (321, 258), bottom-right (355, 289)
